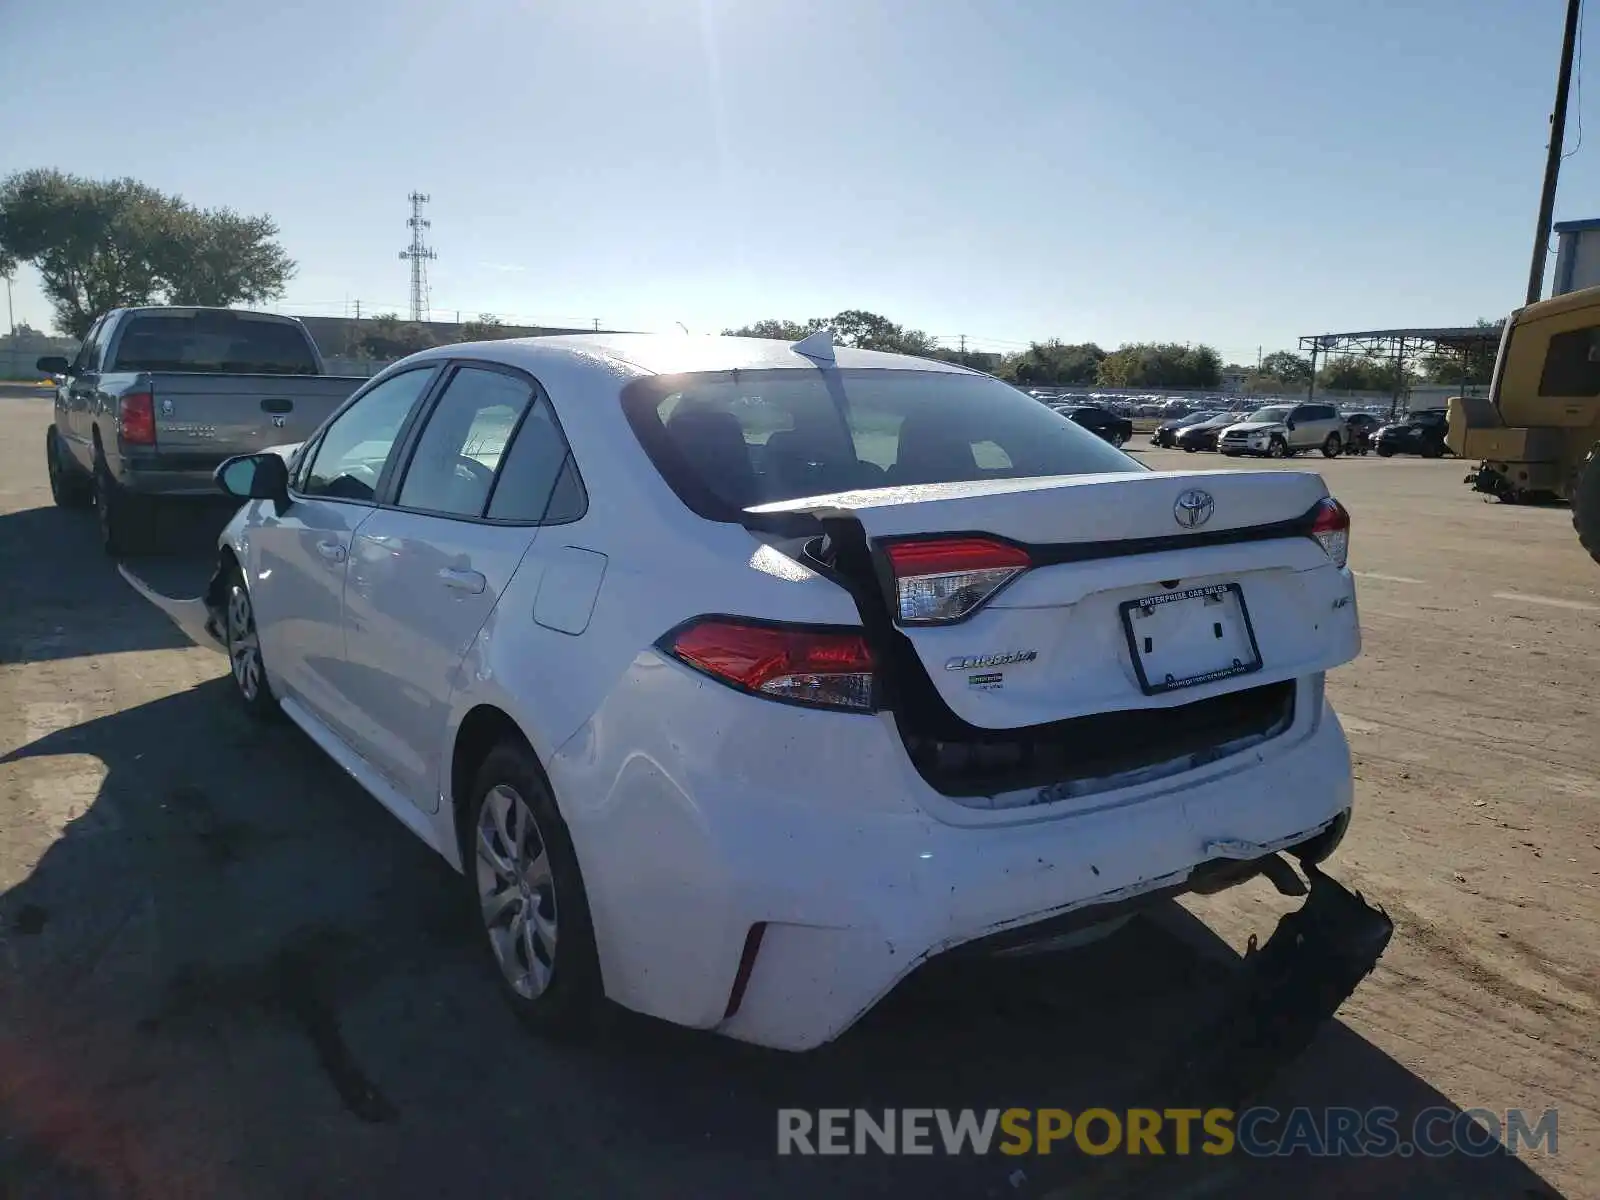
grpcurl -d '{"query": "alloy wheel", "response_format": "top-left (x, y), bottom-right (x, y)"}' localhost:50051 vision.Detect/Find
top-left (475, 784), bottom-right (559, 999)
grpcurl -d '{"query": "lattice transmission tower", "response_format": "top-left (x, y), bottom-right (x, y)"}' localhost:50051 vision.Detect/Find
top-left (398, 191), bottom-right (437, 322)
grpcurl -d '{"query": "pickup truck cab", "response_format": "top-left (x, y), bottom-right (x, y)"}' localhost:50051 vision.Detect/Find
top-left (41, 306), bottom-right (366, 555)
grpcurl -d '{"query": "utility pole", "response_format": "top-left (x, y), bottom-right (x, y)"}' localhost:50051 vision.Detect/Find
top-left (3, 271), bottom-right (13, 338)
top-left (1257, 346), bottom-right (1263, 371)
top-left (1527, 0), bottom-right (1583, 306)
top-left (398, 192), bottom-right (437, 322)
top-left (354, 299), bottom-right (361, 321)
top-left (593, 318), bottom-right (600, 331)
top-left (959, 333), bottom-right (967, 356)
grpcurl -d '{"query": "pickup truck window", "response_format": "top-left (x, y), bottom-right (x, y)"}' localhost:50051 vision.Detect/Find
top-left (301, 368), bottom-right (436, 502)
top-left (110, 313), bottom-right (320, 375)
top-left (72, 316), bottom-right (108, 374)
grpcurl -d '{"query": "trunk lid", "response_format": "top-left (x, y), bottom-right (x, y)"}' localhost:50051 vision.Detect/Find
top-left (752, 470), bottom-right (1360, 729)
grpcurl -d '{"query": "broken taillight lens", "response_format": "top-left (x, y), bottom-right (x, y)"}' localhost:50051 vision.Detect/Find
top-left (664, 618), bottom-right (876, 711)
top-left (883, 536), bottom-right (1031, 624)
top-left (1309, 497), bottom-right (1350, 569)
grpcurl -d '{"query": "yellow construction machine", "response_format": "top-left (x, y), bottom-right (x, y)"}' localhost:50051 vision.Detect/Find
top-left (1447, 284), bottom-right (1600, 564)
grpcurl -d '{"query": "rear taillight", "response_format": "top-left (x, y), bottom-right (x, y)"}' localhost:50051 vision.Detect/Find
top-left (1309, 497), bottom-right (1350, 568)
top-left (119, 392), bottom-right (156, 445)
top-left (663, 618), bottom-right (876, 711)
top-left (883, 536), bottom-right (1031, 624)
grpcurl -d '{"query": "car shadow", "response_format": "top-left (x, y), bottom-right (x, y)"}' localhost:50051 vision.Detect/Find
top-left (0, 679), bottom-right (1570, 1199)
top-left (0, 501), bottom-right (236, 667)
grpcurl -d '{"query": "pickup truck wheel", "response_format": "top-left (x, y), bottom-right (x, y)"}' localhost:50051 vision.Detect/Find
top-left (1573, 443), bottom-right (1600, 566)
top-left (46, 428), bottom-right (92, 509)
top-left (1321, 433), bottom-right (1342, 458)
top-left (93, 458), bottom-right (152, 557)
top-left (468, 742), bottom-right (602, 1036)
top-left (1268, 436), bottom-right (1289, 459)
top-left (224, 570), bottom-right (280, 719)
top-left (1421, 441), bottom-right (1445, 459)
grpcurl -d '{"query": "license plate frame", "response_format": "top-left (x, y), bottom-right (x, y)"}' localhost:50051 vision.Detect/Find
top-left (1119, 582), bottom-right (1263, 696)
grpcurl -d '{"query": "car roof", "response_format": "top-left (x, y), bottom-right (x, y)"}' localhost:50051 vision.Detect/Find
top-left (403, 333), bottom-right (982, 380)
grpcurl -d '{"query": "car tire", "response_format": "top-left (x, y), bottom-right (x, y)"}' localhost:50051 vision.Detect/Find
top-left (46, 427), bottom-right (92, 509)
top-left (1183, 444), bottom-right (1197, 452)
top-left (466, 741), bottom-right (603, 1037)
top-left (1375, 445), bottom-right (1395, 458)
top-left (93, 453), bottom-right (152, 556)
top-left (224, 568), bottom-right (280, 720)
top-left (1321, 433), bottom-right (1342, 458)
top-left (1268, 436), bottom-right (1289, 459)
top-left (1421, 442), bottom-right (1444, 459)
top-left (1573, 442), bottom-right (1600, 566)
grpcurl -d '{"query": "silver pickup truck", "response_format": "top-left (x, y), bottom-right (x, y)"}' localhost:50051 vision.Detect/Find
top-left (40, 306), bottom-right (365, 554)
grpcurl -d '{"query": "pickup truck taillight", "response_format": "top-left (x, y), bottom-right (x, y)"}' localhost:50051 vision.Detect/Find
top-left (662, 617), bottom-right (876, 711)
top-left (883, 537), bottom-right (1032, 624)
top-left (119, 392), bottom-right (156, 445)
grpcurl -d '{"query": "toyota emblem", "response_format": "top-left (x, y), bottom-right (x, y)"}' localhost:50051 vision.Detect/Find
top-left (1174, 488), bottom-right (1215, 529)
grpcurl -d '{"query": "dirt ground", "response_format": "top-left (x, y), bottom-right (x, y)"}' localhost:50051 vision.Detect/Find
top-left (1, 390), bottom-right (1595, 1199)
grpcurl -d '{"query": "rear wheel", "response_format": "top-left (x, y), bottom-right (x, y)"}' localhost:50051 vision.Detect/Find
top-left (467, 741), bottom-right (602, 1035)
top-left (1421, 441), bottom-right (1444, 459)
top-left (1375, 444), bottom-right (1395, 458)
top-left (45, 427), bottom-right (92, 508)
top-left (1321, 433), bottom-right (1342, 458)
top-left (93, 454), bottom-right (152, 556)
top-left (1573, 443), bottom-right (1600, 566)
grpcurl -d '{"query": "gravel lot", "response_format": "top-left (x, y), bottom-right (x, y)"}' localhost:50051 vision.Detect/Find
top-left (2, 392), bottom-right (1595, 1199)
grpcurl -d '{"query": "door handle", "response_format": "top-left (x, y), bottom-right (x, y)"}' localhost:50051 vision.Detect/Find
top-left (438, 567), bottom-right (486, 594)
top-left (316, 540), bottom-right (347, 563)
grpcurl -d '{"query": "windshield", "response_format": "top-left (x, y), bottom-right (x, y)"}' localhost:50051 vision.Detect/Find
top-left (110, 313), bottom-right (319, 374)
top-left (1246, 406), bottom-right (1293, 423)
top-left (623, 368), bottom-right (1141, 516)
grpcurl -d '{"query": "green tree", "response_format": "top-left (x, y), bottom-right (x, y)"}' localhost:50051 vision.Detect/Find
top-left (1419, 320), bottom-right (1502, 386)
top-left (458, 312), bottom-right (510, 342)
top-left (360, 314), bottom-right (436, 359)
top-left (723, 317), bottom-right (826, 341)
top-left (1097, 342), bottom-right (1222, 388)
top-left (0, 169), bottom-right (294, 338)
top-left (1004, 340), bottom-right (1105, 386)
top-left (1258, 351), bottom-right (1313, 386)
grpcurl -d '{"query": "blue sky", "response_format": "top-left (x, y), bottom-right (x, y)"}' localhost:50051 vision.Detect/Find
top-left (0, 0), bottom-right (1594, 359)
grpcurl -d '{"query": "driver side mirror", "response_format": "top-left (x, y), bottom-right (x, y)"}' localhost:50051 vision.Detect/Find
top-left (36, 355), bottom-right (70, 375)
top-left (216, 452), bottom-right (289, 505)
top-left (1285, 419), bottom-right (1297, 431)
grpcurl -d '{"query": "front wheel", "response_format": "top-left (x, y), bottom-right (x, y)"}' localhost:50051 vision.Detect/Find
top-left (1376, 445), bottom-right (1395, 458)
top-left (1421, 441), bottom-right (1444, 459)
top-left (1321, 433), bottom-right (1342, 458)
top-left (46, 427), bottom-right (92, 509)
top-left (468, 742), bottom-right (603, 1036)
top-left (1573, 443), bottom-right (1600, 566)
top-left (1268, 437), bottom-right (1289, 459)
top-left (225, 570), bottom-right (279, 720)
top-left (1183, 445), bottom-right (1198, 453)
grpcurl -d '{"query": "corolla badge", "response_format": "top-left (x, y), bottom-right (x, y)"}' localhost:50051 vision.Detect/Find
top-left (1173, 488), bottom-right (1215, 529)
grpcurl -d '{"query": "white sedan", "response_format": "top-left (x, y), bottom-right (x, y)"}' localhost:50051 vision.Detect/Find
top-left (196, 332), bottom-right (1361, 1051)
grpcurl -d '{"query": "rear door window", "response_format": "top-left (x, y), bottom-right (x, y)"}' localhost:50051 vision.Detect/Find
top-left (397, 366), bottom-right (530, 517)
top-left (108, 311), bottom-right (319, 375)
top-left (624, 368), bottom-right (1139, 516)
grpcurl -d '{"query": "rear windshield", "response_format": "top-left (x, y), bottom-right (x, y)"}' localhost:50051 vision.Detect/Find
top-left (622, 368), bottom-right (1140, 516)
top-left (110, 313), bottom-right (319, 375)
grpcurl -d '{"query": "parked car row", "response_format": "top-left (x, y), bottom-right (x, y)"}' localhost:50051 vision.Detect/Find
top-left (1149, 404), bottom-right (1452, 461)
